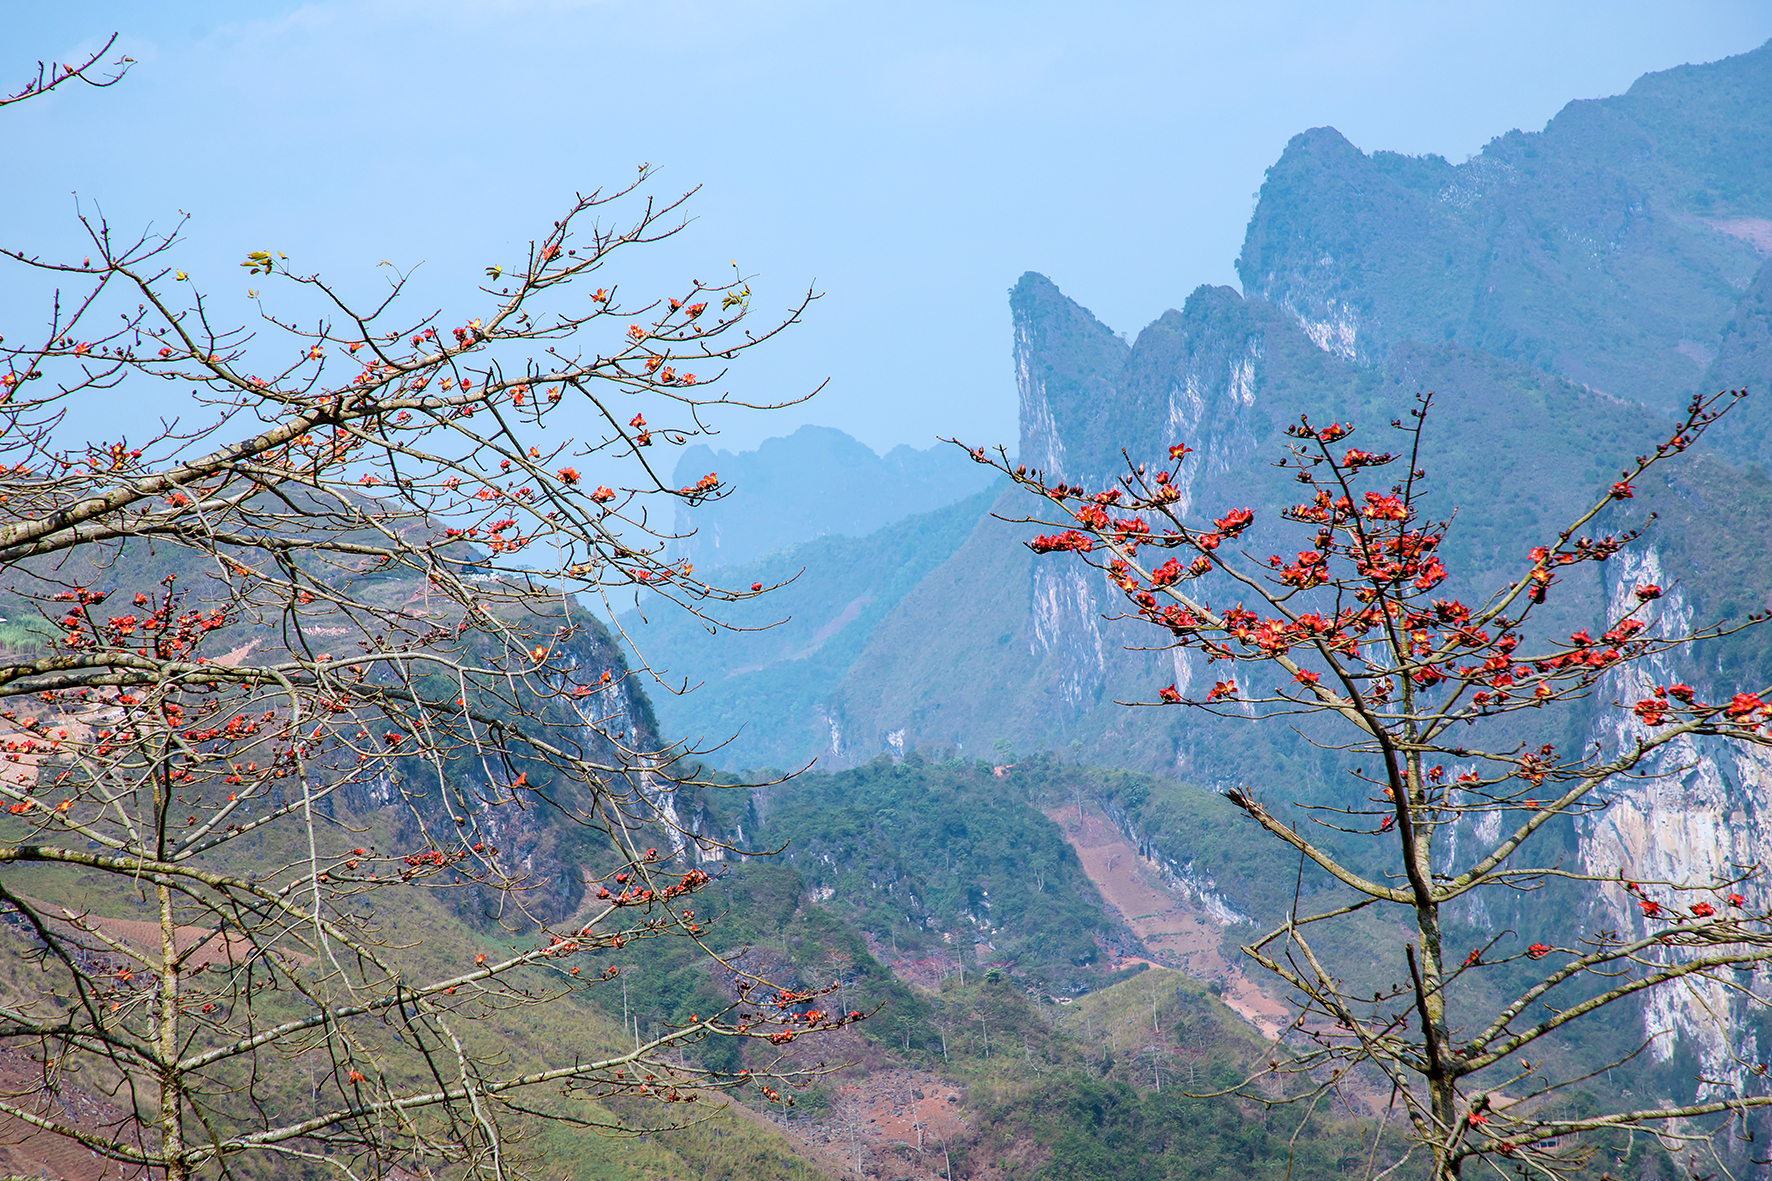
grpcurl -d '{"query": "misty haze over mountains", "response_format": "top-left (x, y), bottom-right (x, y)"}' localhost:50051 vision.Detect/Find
top-left (16, 16), bottom-right (1772, 1181)
top-left (635, 38), bottom-right (1772, 775)
top-left (669, 426), bottom-right (994, 570)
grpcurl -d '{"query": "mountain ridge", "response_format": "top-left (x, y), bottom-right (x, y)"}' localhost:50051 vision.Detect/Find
top-left (1238, 38), bottom-right (1772, 422)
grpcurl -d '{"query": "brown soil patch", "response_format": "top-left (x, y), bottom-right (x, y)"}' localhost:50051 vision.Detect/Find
top-left (211, 638), bottom-right (261, 667)
top-left (0, 1046), bottom-right (144, 1181)
top-left (1045, 802), bottom-right (1288, 1039)
top-left (773, 1067), bottom-right (968, 1181)
top-left (11, 894), bottom-right (289, 971)
top-left (863, 933), bottom-right (964, 993)
top-left (1703, 215), bottom-right (1772, 254)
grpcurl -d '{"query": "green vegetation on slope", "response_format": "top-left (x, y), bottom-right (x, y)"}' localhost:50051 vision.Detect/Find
top-left (0, 806), bottom-right (831, 1181)
top-left (951, 967), bottom-right (1410, 1181)
top-left (623, 483), bottom-right (1000, 770)
top-left (746, 754), bottom-right (1124, 992)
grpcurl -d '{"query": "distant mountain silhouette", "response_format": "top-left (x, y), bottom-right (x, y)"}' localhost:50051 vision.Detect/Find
top-left (669, 425), bottom-right (994, 570)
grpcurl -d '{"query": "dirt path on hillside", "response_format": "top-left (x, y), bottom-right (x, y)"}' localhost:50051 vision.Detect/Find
top-left (1045, 802), bottom-right (1289, 1040)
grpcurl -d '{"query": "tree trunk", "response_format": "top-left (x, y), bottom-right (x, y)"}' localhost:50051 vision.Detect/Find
top-left (158, 882), bottom-right (186, 1181)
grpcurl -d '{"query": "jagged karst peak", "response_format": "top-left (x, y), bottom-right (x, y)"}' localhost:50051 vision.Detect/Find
top-left (1010, 272), bottom-right (1129, 480)
top-left (1011, 275), bottom-right (1283, 493)
top-left (1238, 39), bottom-right (1772, 413)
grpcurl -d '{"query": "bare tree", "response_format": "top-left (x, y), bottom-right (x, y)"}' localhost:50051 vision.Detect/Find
top-left (0, 33), bottom-right (132, 111)
top-left (971, 388), bottom-right (1772, 1179)
top-left (0, 48), bottom-right (853, 1181)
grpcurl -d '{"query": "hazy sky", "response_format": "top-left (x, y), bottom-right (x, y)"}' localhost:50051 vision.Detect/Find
top-left (8, 3), bottom-right (1772, 457)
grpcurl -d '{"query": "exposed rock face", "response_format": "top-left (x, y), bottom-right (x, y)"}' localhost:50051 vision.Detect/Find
top-left (1028, 563), bottom-right (1105, 709)
top-left (1008, 279), bottom-right (1274, 722)
top-left (355, 605), bottom-right (663, 927)
top-left (825, 278), bottom-right (1309, 775)
top-left (1222, 41), bottom-right (1772, 1086)
top-left (1572, 547), bottom-right (1772, 1093)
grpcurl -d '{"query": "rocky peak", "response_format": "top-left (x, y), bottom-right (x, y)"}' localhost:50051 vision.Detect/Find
top-left (1011, 275), bottom-right (1271, 496)
top-left (1010, 272), bottom-right (1129, 481)
top-left (1237, 41), bottom-right (1772, 412)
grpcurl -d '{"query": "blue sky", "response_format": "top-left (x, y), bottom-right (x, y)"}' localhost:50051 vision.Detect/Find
top-left (8, 2), bottom-right (1772, 457)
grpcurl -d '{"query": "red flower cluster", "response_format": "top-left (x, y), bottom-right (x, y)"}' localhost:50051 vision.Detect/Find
top-left (1028, 530), bottom-right (1094, 554)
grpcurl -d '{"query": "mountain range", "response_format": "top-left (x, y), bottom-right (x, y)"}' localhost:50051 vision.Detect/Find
top-left (668, 425), bottom-right (994, 571)
top-left (617, 38), bottom-right (1772, 1128)
top-left (631, 39), bottom-right (1772, 781)
top-left (23, 27), bottom-right (1772, 1181)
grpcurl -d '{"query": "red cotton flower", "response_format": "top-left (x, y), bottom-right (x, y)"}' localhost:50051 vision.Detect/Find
top-left (1526, 943), bottom-right (1552, 959)
top-left (1205, 680), bottom-right (1238, 703)
top-left (1638, 899), bottom-right (1662, 918)
top-left (1213, 508), bottom-right (1255, 536)
top-left (1635, 583), bottom-right (1663, 601)
top-left (1725, 693), bottom-right (1765, 722)
top-left (1633, 699), bottom-right (1670, 726)
top-left (1362, 493), bottom-right (1407, 521)
top-left (1690, 902), bottom-right (1715, 917)
top-left (1729, 893), bottom-right (1746, 907)
top-left (1158, 684), bottom-right (1182, 704)
top-left (1029, 530), bottom-right (1094, 554)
